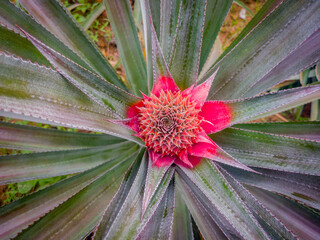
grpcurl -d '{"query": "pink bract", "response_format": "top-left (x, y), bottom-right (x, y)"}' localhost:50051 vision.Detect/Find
top-left (127, 76), bottom-right (232, 168)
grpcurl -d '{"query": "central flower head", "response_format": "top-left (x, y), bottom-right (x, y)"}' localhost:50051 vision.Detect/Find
top-left (138, 90), bottom-right (202, 156)
top-left (126, 75), bottom-right (233, 168)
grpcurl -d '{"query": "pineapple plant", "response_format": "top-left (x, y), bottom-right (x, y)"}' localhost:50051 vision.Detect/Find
top-left (0, 0), bottom-right (320, 239)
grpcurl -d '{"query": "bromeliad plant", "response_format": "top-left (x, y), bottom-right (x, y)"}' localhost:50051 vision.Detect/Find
top-left (0, 0), bottom-right (320, 239)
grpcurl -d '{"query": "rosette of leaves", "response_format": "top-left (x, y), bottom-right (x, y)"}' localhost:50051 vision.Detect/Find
top-left (0, 0), bottom-right (320, 239)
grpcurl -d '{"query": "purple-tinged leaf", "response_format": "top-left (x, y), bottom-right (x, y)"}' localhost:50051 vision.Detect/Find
top-left (227, 85), bottom-right (320, 124)
top-left (20, 30), bottom-right (140, 119)
top-left (171, 190), bottom-right (193, 240)
top-left (159, 0), bottom-right (181, 63)
top-left (175, 173), bottom-right (227, 240)
top-left (142, 157), bottom-right (172, 218)
top-left (248, 186), bottom-right (320, 240)
top-left (94, 151), bottom-right (147, 239)
top-left (14, 150), bottom-right (138, 240)
top-left (0, 151), bottom-right (136, 239)
top-left (136, 180), bottom-right (175, 240)
top-left (222, 164), bottom-right (320, 209)
top-left (0, 24), bottom-right (49, 67)
top-left (0, 53), bottom-right (142, 144)
top-left (140, 166), bottom-right (174, 227)
top-left (216, 0), bottom-right (283, 64)
top-left (235, 122), bottom-right (320, 142)
top-left (0, 121), bottom-right (123, 151)
top-left (219, 166), bottom-right (298, 240)
top-left (0, 142), bottom-right (138, 184)
top-left (104, 0), bottom-right (147, 95)
top-left (204, 0), bottom-right (320, 100)
top-left (0, 1), bottom-right (94, 74)
top-left (243, 28), bottom-right (320, 98)
top-left (211, 127), bottom-right (320, 175)
top-left (177, 159), bottom-right (269, 239)
top-left (169, 0), bottom-right (206, 89)
top-left (19, 0), bottom-right (125, 89)
top-left (205, 144), bottom-right (255, 172)
top-left (93, 151), bottom-right (144, 238)
top-left (199, 0), bottom-right (232, 72)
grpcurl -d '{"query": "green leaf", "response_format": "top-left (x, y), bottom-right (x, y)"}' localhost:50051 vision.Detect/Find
top-left (211, 127), bottom-right (320, 175)
top-left (300, 69), bottom-right (310, 86)
top-left (133, 0), bottom-right (143, 34)
top-left (94, 150), bottom-right (147, 239)
top-left (171, 190), bottom-right (193, 240)
top-left (82, 3), bottom-right (105, 31)
top-left (0, 142), bottom-right (138, 184)
top-left (204, 0), bottom-right (320, 99)
top-left (175, 173), bottom-right (227, 239)
top-left (0, 1), bottom-right (94, 74)
top-left (316, 62), bottom-right (320, 81)
top-left (219, 166), bottom-right (297, 240)
top-left (233, 0), bottom-right (254, 16)
top-left (66, 3), bottom-right (84, 11)
top-left (140, 0), bottom-right (154, 93)
top-left (104, 0), bottom-right (147, 95)
top-left (20, 31), bottom-right (140, 119)
top-left (14, 151), bottom-right (138, 240)
top-left (169, 0), bottom-right (206, 89)
top-left (0, 54), bottom-right (141, 144)
top-left (0, 24), bottom-right (49, 66)
top-left (311, 100), bottom-right (320, 121)
top-left (136, 180), bottom-right (175, 240)
top-left (234, 122), bottom-right (320, 141)
top-left (311, 71), bottom-right (320, 120)
top-left (312, 65), bottom-right (320, 120)
top-left (177, 159), bottom-right (269, 239)
top-left (199, 0), bottom-right (232, 72)
top-left (19, 0), bottom-right (126, 89)
top-left (0, 121), bottom-right (124, 151)
top-left (199, 38), bottom-right (222, 79)
top-left (149, 0), bottom-right (161, 38)
top-left (17, 180), bottom-right (37, 194)
top-left (222, 165), bottom-right (320, 209)
top-left (150, 19), bottom-right (173, 82)
top-left (142, 157), bottom-right (172, 217)
top-left (159, 0), bottom-right (181, 63)
top-left (228, 85), bottom-right (320, 124)
top-left (248, 186), bottom-right (320, 240)
top-left (0, 152), bottom-right (135, 239)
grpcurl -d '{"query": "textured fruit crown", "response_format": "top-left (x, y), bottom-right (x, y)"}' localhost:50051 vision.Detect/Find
top-left (138, 90), bottom-right (202, 156)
